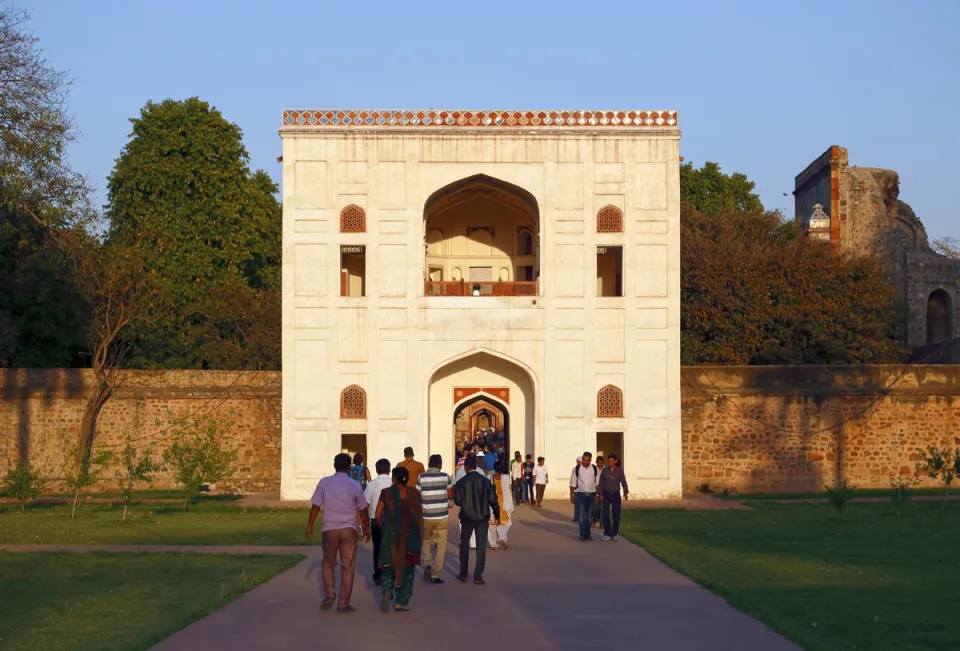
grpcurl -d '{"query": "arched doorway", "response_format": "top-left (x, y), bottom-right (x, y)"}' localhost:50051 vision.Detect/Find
top-left (428, 350), bottom-right (536, 472)
top-left (453, 393), bottom-right (510, 469)
top-left (927, 289), bottom-right (954, 344)
top-left (422, 175), bottom-right (539, 296)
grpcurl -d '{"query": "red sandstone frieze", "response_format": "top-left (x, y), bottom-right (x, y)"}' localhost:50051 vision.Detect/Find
top-left (282, 109), bottom-right (678, 129)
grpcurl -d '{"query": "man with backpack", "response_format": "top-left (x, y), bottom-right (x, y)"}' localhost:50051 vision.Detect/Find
top-left (569, 452), bottom-right (599, 541)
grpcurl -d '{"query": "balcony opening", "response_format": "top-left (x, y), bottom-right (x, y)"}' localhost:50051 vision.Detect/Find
top-left (340, 245), bottom-right (366, 297)
top-left (423, 175), bottom-right (539, 297)
top-left (597, 246), bottom-right (623, 297)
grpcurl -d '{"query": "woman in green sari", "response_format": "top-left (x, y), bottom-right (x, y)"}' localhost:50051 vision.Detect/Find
top-left (375, 466), bottom-right (423, 613)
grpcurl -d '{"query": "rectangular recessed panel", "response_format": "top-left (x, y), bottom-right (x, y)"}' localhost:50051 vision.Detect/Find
top-left (634, 340), bottom-right (668, 389)
top-left (295, 161), bottom-right (327, 209)
top-left (378, 162), bottom-right (407, 209)
top-left (635, 244), bottom-right (668, 297)
top-left (338, 161), bottom-right (368, 183)
top-left (419, 308), bottom-right (544, 331)
top-left (595, 308), bottom-right (624, 329)
top-left (295, 340), bottom-right (328, 418)
top-left (295, 308), bottom-right (327, 329)
top-left (636, 429), bottom-right (669, 479)
top-left (294, 430), bottom-right (329, 479)
top-left (338, 308), bottom-right (368, 361)
top-left (379, 220), bottom-right (407, 234)
top-left (555, 244), bottom-right (584, 297)
top-left (378, 308), bottom-right (407, 329)
top-left (555, 308), bottom-right (584, 329)
top-left (635, 221), bottom-right (668, 235)
top-left (294, 220), bottom-right (328, 233)
top-left (378, 341), bottom-right (407, 419)
top-left (294, 244), bottom-right (326, 296)
top-left (378, 244), bottom-right (407, 297)
top-left (556, 220), bottom-right (584, 235)
top-left (595, 163), bottom-right (624, 184)
top-left (595, 308), bottom-right (625, 363)
top-left (555, 340), bottom-right (584, 418)
top-left (630, 162), bottom-right (667, 210)
top-left (556, 163), bottom-right (584, 209)
top-left (635, 308), bottom-right (668, 329)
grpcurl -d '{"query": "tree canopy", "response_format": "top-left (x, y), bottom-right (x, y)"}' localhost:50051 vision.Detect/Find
top-left (680, 161), bottom-right (763, 216)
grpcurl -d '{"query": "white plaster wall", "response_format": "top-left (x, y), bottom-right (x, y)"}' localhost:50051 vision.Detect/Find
top-left (280, 125), bottom-right (681, 500)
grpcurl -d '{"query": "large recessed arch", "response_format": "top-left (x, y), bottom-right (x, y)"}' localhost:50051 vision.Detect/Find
top-left (927, 289), bottom-right (954, 345)
top-left (426, 348), bottom-right (538, 468)
top-left (422, 175), bottom-right (540, 296)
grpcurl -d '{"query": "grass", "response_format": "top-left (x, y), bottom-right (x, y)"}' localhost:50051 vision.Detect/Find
top-left (0, 551), bottom-right (303, 651)
top-left (620, 502), bottom-right (960, 651)
top-left (0, 502), bottom-right (310, 545)
top-left (716, 487), bottom-right (960, 501)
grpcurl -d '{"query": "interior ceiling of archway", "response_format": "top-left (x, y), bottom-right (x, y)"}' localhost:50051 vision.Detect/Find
top-left (429, 351), bottom-right (536, 393)
top-left (424, 176), bottom-right (539, 223)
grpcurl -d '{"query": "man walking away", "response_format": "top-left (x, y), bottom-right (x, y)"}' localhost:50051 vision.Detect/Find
top-left (569, 452), bottom-right (598, 541)
top-left (306, 453), bottom-right (371, 613)
top-left (522, 454), bottom-right (535, 505)
top-left (510, 451), bottom-right (524, 504)
top-left (487, 462), bottom-right (514, 550)
top-left (485, 446), bottom-right (498, 480)
top-left (454, 454), bottom-right (500, 584)
top-left (533, 456), bottom-right (549, 508)
top-left (571, 456), bottom-right (583, 522)
top-left (417, 454), bottom-right (453, 584)
top-left (397, 447), bottom-right (425, 486)
top-left (599, 453), bottom-right (629, 541)
top-left (364, 458), bottom-right (393, 586)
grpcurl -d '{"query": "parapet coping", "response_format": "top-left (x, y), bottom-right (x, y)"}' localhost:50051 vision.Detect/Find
top-left (280, 109), bottom-right (679, 132)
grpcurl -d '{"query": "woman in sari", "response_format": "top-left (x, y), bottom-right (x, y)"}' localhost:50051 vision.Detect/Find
top-left (375, 466), bottom-right (423, 613)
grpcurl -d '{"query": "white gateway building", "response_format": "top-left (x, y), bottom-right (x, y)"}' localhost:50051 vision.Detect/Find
top-left (279, 109), bottom-right (682, 500)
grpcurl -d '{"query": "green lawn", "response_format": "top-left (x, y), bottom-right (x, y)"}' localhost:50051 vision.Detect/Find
top-left (620, 502), bottom-right (959, 651)
top-left (0, 552), bottom-right (303, 651)
top-left (0, 502), bottom-right (310, 545)
top-left (716, 487), bottom-right (960, 501)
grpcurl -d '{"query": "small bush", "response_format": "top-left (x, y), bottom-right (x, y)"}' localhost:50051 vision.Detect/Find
top-left (2, 460), bottom-right (44, 512)
top-left (888, 470), bottom-right (921, 517)
top-left (116, 437), bottom-right (160, 522)
top-left (917, 446), bottom-right (958, 509)
top-left (64, 448), bottom-right (114, 518)
top-left (824, 478), bottom-right (856, 519)
top-left (161, 411), bottom-right (238, 511)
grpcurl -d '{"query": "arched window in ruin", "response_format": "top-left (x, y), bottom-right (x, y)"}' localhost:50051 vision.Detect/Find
top-left (340, 204), bottom-right (366, 233)
top-left (596, 205), bottom-right (623, 233)
top-left (927, 289), bottom-right (954, 345)
top-left (340, 385), bottom-right (367, 419)
top-left (597, 385), bottom-right (624, 418)
top-left (516, 228), bottom-right (533, 255)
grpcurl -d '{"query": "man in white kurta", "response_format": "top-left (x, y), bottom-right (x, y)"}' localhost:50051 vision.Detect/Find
top-left (487, 464), bottom-right (514, 550)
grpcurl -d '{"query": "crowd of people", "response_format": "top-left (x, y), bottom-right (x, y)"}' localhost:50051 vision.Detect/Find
top-left (305, 445), bottom-right (628, 613)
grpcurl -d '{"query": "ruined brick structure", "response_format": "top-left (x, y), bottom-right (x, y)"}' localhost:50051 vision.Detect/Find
top-left (795, 146), bottom-right (959, 351)
top-left (2, 367), bottom-right (958, 495)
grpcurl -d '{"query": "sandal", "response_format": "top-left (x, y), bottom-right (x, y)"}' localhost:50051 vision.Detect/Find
top-left (394, 606), bottom-right (410, 612)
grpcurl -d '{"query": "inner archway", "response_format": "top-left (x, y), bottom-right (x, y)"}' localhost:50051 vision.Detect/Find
top-left (927, 289), bottom-right (953, 344)
top-left (423, 175), bottom-right (539, 296)
top-left (428, 350), bottom-right (535, 471)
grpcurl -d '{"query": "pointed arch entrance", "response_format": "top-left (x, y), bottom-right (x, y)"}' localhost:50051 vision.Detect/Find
top-left (453, 392), bottom-right (510, 467)
top-left (427, 350), bottom-right (536, 472)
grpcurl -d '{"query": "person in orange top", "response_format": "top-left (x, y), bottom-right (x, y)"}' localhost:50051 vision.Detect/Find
top-left (396, 447), bottom-right (425, 486)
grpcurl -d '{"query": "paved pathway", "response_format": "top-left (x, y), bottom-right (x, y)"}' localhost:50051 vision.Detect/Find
top-left (144, 502), bottom-right (798, 651)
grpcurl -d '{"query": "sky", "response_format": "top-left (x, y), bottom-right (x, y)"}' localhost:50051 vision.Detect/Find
top-left (19, 0), bottom-right (960, 239)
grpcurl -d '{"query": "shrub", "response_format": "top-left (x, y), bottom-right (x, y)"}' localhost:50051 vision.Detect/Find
top-left (64, 448), bottom-right (114, 518)
top-left (824, 478), bottom-right (856, 519)
top-left (888, 470), bottom-right (921, 517)
top-left (116, 437), bottom-right (160, 522)
top-left (2, 460), bottom-right (44, 512)
top-left (161, 411), bottom-right (238, 511)
top-left (916, 446), bottom-right (958, 509)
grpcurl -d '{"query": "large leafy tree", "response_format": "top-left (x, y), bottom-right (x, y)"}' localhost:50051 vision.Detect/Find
top-left (680, 161), bottom-right (763, 216)
top-left (0, 4), bottom-right (91, 367)
top-left (106, 97), bottom-right (281, 368)
top-left (680, 199), bottom-right (902, 365)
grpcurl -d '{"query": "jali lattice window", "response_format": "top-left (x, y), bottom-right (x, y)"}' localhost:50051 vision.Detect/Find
top-left (597, 385), bottom-right (623, 418)
top-left (340, 385), bottom-right (367, 419)
top-left (597, 205), bottom-right (623, 233)
top-left (340, 204), bottom-right (366, 233)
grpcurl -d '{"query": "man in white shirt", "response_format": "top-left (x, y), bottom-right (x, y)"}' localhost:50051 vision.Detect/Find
top-left (532, 456), bottom-right (549, 508)
top-left (510, 451), bottom-right (524, 504)
top-left (569, 452), bottom-right (599, 541)
top-left (363, 458), bottom-right (393, 586)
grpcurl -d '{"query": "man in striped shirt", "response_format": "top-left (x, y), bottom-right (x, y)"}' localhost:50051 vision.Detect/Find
top-left (416, 454), bottom-right (453, 584)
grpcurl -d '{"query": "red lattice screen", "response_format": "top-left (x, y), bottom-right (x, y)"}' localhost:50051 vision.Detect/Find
top-left (597, 385), bottom-right (623, 418)
top-left (597, 205), bottom-right (623, 233)
top-left (340, 385), bottom-right (367, 418)
top-left (340, 205), bottom-right (366, 233)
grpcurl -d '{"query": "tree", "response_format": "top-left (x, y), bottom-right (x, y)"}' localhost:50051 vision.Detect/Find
top-left (1, 457), bottom-right (42, 511)
top-left (116, 437), bottom-right (160, 522)
top-left (681, 202), bottom-right (902, 365)
top-left (680, 161), bottom-right (764, 216)
top-left (0, 5), bottom-right (93, 367)
top-left (161, 411), bottom-right (238, 511)
top-left (64, 447), bottom-right (112, 518)
top-left (105, 97), bottom-right (281, 369)
top-left (931, 236), bottom-right (960, 260)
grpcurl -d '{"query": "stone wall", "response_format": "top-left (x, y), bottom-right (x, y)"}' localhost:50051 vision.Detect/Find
top-left (682, 365), bottom-right (960, 493)
top-left (0, 369), bottom-right (281, 493)
top-left (3, 366), bottom-right (959, 496)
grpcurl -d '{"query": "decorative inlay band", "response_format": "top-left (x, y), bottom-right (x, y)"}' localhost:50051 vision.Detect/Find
top-left (282, 109), bottom-right (677, 129)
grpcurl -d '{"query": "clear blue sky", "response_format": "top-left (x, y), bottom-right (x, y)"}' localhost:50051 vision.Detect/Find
top-left (20, 0), bottom-right (960, 239)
